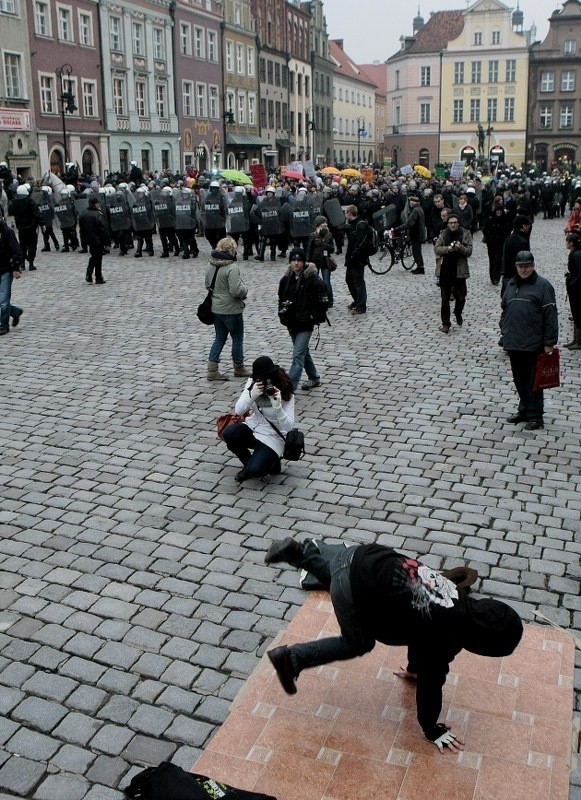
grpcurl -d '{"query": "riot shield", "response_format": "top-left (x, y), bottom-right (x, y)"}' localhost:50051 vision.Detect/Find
top-left (74, 197), bottom-right (89, 217)
top-left (131, 198), bottom-right (155, 231)
top-left (323, 197), bottom-right (346, 229)
top-left (202, 191), bottom-right (226, 229)
top-left (258, 197), bottom-right (283, 236)
top-left (289, 199), bottom-right (313, 239)
top-left (309, 193), bottom-right (323, 220)
top-left (226, 197), bottom-right (249, 234)
top-left (106, 193), bottom-right (131, 232)
top-left (174, 195), bottom-right (197, 230)
top-left (152, 190), bottom-right (176, 228)
top-left (31, 191), bottom-right (54, 225)
top-left (372, 204), bottom-right (398, 233)
top-left (53, 199), bottom-right (76, 229)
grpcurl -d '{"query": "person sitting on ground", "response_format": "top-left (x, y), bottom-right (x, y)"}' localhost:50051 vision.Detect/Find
top-left (222, 356), bottom-right (295, 483)
top-left (265, 538), bottom-right (523, 753)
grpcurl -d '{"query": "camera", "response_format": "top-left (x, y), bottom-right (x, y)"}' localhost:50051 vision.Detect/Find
top-left (278, 299), bottom-right (293, 326)
top-left (263, 379), bottom-right (276, 397)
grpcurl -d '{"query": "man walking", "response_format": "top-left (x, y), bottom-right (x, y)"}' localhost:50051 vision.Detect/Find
top-left (79, 196), bottom-right (111, 285)
top-left (344, 205), bottom-right (369, 314)
top-left (398, 194), bottom-right (426, 275)
top-left (501, 250), bottom-right (558, 431)
top-left (264, 537), bottom-right (522, 753)
top-left (0, 216), bottom-right (24, 335)
top-left (434, 213), bottom-right (473, 333)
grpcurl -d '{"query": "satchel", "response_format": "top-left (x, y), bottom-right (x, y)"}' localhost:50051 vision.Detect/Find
top-left (197, 267), bottom-right (219, 325)
top-left (533, 348), bottom-right (560, 391)
top-left (325, 255), bottom-right (337, 272)
top-left (216, 412), bottom-right (248, 440)
top-left (283, 428), bottom-right (306, 461)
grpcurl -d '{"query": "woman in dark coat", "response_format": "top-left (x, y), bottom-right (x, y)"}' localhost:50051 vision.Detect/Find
top-left (306, 215), bottom-right (335, 308)
top-left (482, 196), bottom-right (512, 285)
top-left (564, 233), bottom-right (581, 349)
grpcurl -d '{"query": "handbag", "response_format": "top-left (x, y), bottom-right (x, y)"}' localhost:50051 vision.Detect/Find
top-left (197, 267), bottom-right (219, 325)
top-left (216, 412), bottom-right (247, 440)
top-left (325, 255), bottom-right (337, 272)
top-left (533, 348), bottom-right (560, 391)
top-left (259, 408), bottom-right (306, 461)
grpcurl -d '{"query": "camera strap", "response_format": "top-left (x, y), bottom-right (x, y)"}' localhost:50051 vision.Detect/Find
top-left (256, 406), bottom-right (286, 442)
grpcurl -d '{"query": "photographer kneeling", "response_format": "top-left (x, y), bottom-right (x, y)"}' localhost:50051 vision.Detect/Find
top-left (223, 356), bottom-right (295, 483)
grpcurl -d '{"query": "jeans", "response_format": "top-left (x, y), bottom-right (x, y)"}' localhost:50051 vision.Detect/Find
top-left (290, 546), bottom-right (376, 674)
top-left (209, 313), bottom-right (244, 364)
top-left (0, 271), bottom-right (21, 331)
top-left (288, 329), bottom-right (319, 389)
top-left (345, 264), bottom-right (367, 309)
top-left (508, 350), bottom-right (544, 421)
top-left (320, 267), bottom-right (334, 306)
top-left (222, 422), bottom-right (280, 478)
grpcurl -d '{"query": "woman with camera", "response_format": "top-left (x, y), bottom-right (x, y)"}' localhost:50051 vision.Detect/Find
top-left (222, 356), bottom-right (295, 483)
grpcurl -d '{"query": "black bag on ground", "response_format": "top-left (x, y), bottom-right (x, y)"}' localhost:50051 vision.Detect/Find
top-left (197, 267), bottom-right (219, 325)
top-left (124, 761), bottom-right (277, 800)
top-left (283, 428), bottom-right (305, 461)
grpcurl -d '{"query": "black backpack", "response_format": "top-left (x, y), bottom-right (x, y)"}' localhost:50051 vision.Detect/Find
top-left (124, 762), bottom-right (277, 800)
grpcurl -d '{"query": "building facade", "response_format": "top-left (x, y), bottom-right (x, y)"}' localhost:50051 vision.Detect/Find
top-left (0, 0), bottom-right (37, 178)
top-left (329, 38), bottom-right (376, 166)
top-left (359, 62), bottom-right (389, 167)
top-left (286, 0), bottom-right (311, 163)
top-left (440, 0), bottom-right (530, 168)
top-left (303, 0), bottom-right (333, 167)
top-left (527, 0), bottom-right (581, 172)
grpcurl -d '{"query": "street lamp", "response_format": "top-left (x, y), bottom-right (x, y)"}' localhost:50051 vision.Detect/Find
top-left (356, 116), bottom-right (366, 166)
top-left (486, 121), bottom-right (494, 173)
top-left (55, 64), bottom-right (76, 168)
top-left (306, 106), bottom-right (315, 162)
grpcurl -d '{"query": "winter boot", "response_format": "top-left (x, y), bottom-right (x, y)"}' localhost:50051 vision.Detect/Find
top-left (207, 361), bottom-right (229, 381)
top-left (569, 327), bottom-right (581, 351)
top-left (233, 363), bottom-right (252, 377)
top-left (254, 240), bottom-right (266, 262)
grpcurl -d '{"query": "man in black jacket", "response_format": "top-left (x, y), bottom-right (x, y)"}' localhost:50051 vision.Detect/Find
top-left (0, 218), bottom-right (24, 335)
top-left (79, 196), bottom-right (111, 284)
top-left (501, 215), bottom-right (531, 295)
top-left (8, 184), bottom-right (44, 271)
top-left (344, 205), bottom-right (369, 314)
top-left (265, 538), bottom-right (523, 753)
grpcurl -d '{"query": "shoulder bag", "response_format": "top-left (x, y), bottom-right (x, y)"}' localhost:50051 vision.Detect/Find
top-left (197, 267), bottom-right (219, 325)
top-left (259, 409), bottom-right (305, 461)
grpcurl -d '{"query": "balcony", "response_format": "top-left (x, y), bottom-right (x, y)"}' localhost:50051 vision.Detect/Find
top-left (116, 116), bottom-right (129, 130)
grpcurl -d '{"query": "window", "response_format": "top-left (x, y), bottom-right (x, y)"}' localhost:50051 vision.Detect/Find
top-left (474, 31), bottom-right (482, 45)
top-left (58, 7), bottom-right (73, 41)
top-left (135, 80), bottom-right (146, 116)
top-left (420, 66), bottom-right (431, 87)
top-left (471, 61), bottom-right (481, 84)
top-left (259, 57), bottom-right (265, 82)
top-left (564, 40), bottom-right (576, 55)
top-left (234, 3), bottom-right (241, 25)
top-left (297, 74), bottom-right (302, 96)
top-left (560, 104), bottom-right (573, 128)
top-left (119, 149), bottom-right (128, 174)
top-left (395, 70), bottom-right (399, 90)
top-left (40, 75), bottom-right (55, 113)
top-left (110, 16), bottom-right (122, 51)
top-left (561, 71), bottom-right (575, 92)
top-left (194, 27), bottom-right (204, 58)
top-left (156, 83), bottom-right (166, 117)
top-left (540, 72), bottom-right (554, 92)
top-left (180, 24), bottom-right (190, 55)
top-left (305, 76), bottom-right (310, 97)
top-left (491, 29), bottom-right (500, 45)
top-left (420, 103), bottom-right (430, 124)
top-left (196, 83), bottom-right (206, 117)
top-left (504, 97), bottom-right (514, 122)
top-left (248, 94), bottom-right (256, 125)
top-left (183, 81), bottom-right (193, 116)
top-left (35, 1), bottom-right (50, 36)
top-left (132, 22), bottom-right (144, 55)
top-left (268, 100), bottom-right (274, 128)
top-left (453, 99), bottom-right (463, 123)
top-left (82, 80), bottom-right (96, 116)
top-left (470, 98), bottom-right (480, 122)
top-left (487, 98), bottom-right (497, 122)
top-left (0, 0), bottom-right (16, 12)
top-left (236, 43), bottom-right (244, 74)
top-left (209, 86), bottom-right (217, 118)
top-left (260, 98), bottom-right (266, 128)
top-left (153, 27), bottom-right (164, 59)
top-left (539, 106), bottom-right (552, 128)
top-left (237, 92), bottom-right (245, 124)
top-left (4, 53), bottom-right (22, 97)
top-left (247, 46), bottom-right (254, 77)
top-left (488, 60), bottom-right (498, 83)
top-left (275, 63), bottom-right (280, 86)
top-left (79, 12), bottom-right (92, 46)
top-left (505, 59), bottom-right (516, 82)
top-left (161, 150), bottom-right (169, 171)
top-left (226, 40), bottom-right (233, 72)
top-left (207, 31), bottom-right (216, 62)
top-left (113, 77), bottom-right (125, 115)
top-left (268, 61), bottom-right (274, 85)
top-left (454, 62), bottom-right (464, 84)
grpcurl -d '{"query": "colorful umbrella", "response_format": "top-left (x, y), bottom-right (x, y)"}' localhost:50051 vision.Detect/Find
top-left (281, 170), bottom-right (304, 181)
top-left (218, 169), bottom-right (253, 185)
top-left (413, 165), bottom-right (431, 179)
top-left (321, 166), bottom-right (341, 175)
top-left (341, 168), bottom-right (362, 178)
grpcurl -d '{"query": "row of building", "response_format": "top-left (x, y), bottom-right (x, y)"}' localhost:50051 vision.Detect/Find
top-left (0, 0), bottom-right (579, 180)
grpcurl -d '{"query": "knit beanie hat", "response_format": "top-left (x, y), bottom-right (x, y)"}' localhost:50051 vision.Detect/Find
top-left (289, 247), bottom-right (306, 262)
top-left (462, 597), bottom-right (523, 657)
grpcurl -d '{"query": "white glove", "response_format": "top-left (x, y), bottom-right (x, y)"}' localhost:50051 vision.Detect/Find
top-left (424, 724), bottom-right (463, 753)
top-left (269, 389), bottom-right (282, 410)
top-left (249, 382), bottom-right (263, 401)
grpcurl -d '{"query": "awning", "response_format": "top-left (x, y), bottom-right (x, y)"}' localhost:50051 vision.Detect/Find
top-left (226, 133), bottom-right (271, 147)
top-left (276, 138), bottom-right (295, 148)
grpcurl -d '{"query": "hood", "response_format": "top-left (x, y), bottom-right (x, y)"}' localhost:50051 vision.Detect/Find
top-left (284, 262), bottom-right (318, 279)
top-left (209, 253), bottom-right (237, 268)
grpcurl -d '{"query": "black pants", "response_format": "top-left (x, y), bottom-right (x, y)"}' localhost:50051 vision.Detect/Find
top-left (440, 276), bottom-right (467, 325)
top-left (487, 245), bottom-right (503, 284)
top-left (345, 263), bottom-right (367, 309)
top-left (205, 228), bottom-right (226, 249)
top-left (508, 350), bottom-right (544, 421)
top-left (18, 228), bottom-right (38, 266)
top-left (411, 239), bottom-right (424, 268)
top-left (86, 246), bottom-right (105, 282)
top-left (159, 227), bottom-right (179, 255)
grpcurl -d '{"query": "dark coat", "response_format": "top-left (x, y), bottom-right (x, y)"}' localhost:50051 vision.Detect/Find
top-left (345, 218), bottom-right (369, 268)
top-left (305, 229), bottom-right (335, 271)
top-left (8, 196), bottom-right (43, 231)
top-left (79, 207), bottom-right (111, 249)
top-left (500, 271), bottom-right (558, 351)
top-left (278, 262), bottom-right (326, 333)
top-left (482, 210), bottom-right (512, 252)
top-left (502, 230), bottom-right (530, 282)
top-left (0, 220), bottom-right (23, 273)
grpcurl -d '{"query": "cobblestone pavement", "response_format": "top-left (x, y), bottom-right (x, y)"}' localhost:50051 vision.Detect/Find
top-left (0, 216), bottom-right (579, 800)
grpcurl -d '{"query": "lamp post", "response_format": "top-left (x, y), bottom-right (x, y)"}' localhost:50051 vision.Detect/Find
top-left (305, 106), bottom-right (315, 162)
top-left (356, 116), bottom-right (366, 166)
top-left (55, 64), bottom-right (76, 168)
top-left (486, 121), bottom-right (494, 173)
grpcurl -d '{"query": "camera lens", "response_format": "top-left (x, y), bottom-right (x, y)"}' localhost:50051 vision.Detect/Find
top-left (265, 386), bottom-right (276, 396)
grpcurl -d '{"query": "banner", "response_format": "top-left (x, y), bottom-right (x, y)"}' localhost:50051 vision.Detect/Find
top-left (250, 163), bottom-right (267, 189)
top-left (450, 161), bottom-right (465, 179)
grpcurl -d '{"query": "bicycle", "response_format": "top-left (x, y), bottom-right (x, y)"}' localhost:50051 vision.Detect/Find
top-left (368, 228), bottom-right (416, 274)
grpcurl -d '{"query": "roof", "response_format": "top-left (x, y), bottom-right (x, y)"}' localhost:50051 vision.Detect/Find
top-left (226, 134), bottom-right (271, 147)
top-left (329, 39), bottom-right (378, 89)
top-left (358, 63), bottom-right (387, 95)
top-left (387, 10), bottom-right (465, 61)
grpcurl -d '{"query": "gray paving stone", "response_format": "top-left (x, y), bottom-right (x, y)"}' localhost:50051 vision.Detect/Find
top-left (0, 755), bottom-right (46, 796)
top-left (53, 712), bottom-right (103, 746)
top-left (12, 696), bottom-right (68, 732)
top-left (5, 727), bottom-right (61, 760)
top-left (22, 671), bottom-right (77, 702)
top-left (90, 724), bottom-right (134, 756)
top-left (33, 773), bottom-right (90, 800)
top-left (50, 744), bottom-right (96, 774)
top-left (85, 755), bottom-right (130, 786)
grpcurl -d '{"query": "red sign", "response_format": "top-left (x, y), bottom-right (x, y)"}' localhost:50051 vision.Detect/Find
top-left (0, 108), bottom-right (31, 131)
top-left (250, 163), bottom-right (267, 189)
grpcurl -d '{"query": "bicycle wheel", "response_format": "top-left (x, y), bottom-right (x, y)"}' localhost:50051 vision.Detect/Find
top-left (401, 242), bottom-right (416, 270)
top-left (368, 245), bottom-right (394, 274)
